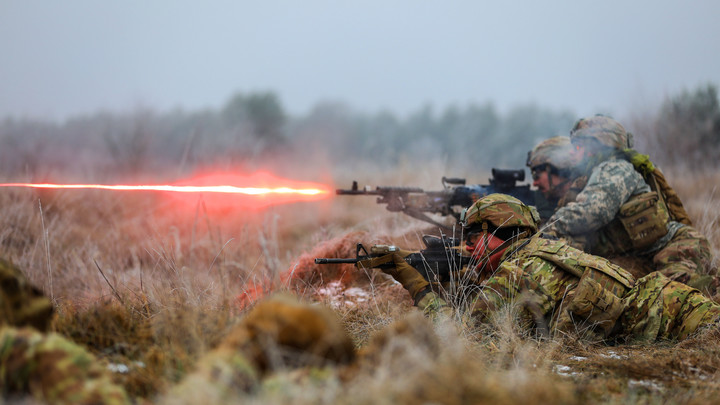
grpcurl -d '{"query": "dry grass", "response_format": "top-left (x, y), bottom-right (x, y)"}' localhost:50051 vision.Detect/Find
top-left (663, 167), bottom-right (720, 269)
top-left (2, 161), bottom-right (720, 404)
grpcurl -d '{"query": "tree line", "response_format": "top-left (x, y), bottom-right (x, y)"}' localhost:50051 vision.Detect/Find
top-left (0, 84), bottom-right (717, 181)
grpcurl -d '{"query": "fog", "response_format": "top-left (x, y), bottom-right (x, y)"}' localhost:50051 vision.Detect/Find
top-left (2, 1), bottom-right (719, 121)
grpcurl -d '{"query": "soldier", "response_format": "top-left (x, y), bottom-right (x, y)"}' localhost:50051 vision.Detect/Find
top-left (539, 115), bottom-right (717, 293)
top-left (525, 136), bottom-right (580, 218)
top-left (0, 259), bottom-right (130, 404)
top-left (527, 135), bottom-right (650, 271)
top-left (362, 194), bottom-right (720, 343)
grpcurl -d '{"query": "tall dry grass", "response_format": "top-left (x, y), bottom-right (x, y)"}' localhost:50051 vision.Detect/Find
top-left (658, 167), bottom-right (720, 270)
top-left (2, 158), bottom-right (720, 403)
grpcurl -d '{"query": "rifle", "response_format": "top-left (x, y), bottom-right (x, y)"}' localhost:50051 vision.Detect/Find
top-left (314, 235), bottom-right (471, 282)
top-left (337, 168), bottom-right (549, 232)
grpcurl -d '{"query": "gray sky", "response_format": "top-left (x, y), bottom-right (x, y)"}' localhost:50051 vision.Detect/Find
top-left (2, 1), bottom-right (719, 121)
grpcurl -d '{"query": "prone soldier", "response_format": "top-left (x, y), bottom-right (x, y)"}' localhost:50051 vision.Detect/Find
top-left (360, 194), bottom-right (720, 343)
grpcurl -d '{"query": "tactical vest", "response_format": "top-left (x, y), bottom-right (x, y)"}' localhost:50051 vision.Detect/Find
top-left (593, 190), bottom-right (671, 256)
top-left (520, 236), bottom-right (635, 338)
top-left (626, 151), bottom-right (693, 226)
top-left (562, 152), bottom-right (684, 256)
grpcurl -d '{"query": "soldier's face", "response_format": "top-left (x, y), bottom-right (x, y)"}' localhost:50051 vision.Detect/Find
top-left (533, 168), bottom-right (569, 199)
top-left (532, 168), bottom-right (552, 194)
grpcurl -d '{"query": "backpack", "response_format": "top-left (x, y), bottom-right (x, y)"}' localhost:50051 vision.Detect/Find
top-left (625, 150), bottom-right (693, 226)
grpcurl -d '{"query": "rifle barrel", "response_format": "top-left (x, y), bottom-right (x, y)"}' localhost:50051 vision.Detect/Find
top-left (336, 189), bottom-right (379, 195)
top-left (314, 258), bottom-right (358, 264)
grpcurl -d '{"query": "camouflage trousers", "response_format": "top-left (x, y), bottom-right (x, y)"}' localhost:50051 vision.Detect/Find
top-left (620, 272), bottom-right (720, 343)
top-left (609, 225), bottom-right (716, 295)
top-left (0, 326), bottom-right (129, 405)
top-left (652, 225), bottom-right (717, 294)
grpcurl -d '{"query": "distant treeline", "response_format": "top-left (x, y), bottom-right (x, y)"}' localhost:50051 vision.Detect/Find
top-left (1, 84), bottom-right (718, 180)
top-left (631, 83), bottom-right (720, 169)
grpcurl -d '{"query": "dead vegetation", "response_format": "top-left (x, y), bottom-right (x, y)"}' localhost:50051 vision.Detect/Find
top-left (1, 160), bottom-right (719, 404)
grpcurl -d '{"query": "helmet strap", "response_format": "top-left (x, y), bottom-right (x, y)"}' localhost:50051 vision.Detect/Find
top-left (547, 171), bottom-right (570, 198)
top-left (481, 221), bottom-right (489, 259)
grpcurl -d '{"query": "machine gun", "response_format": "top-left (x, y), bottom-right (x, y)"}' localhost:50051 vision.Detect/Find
top-left (314, 235), bottom-right (470, 283)
top-left (337, 168), bottom-right (547, 232)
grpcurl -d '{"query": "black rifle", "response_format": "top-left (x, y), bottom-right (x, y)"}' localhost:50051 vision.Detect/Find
top-left (337, 168), bottom-right (549, 232)
top-left (314, 235), bottom-right (471, 283)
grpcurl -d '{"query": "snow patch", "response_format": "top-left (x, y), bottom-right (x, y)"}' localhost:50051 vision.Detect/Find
top-left (553, 364), bottom-right (581, 377)
top-left (599, 351), bottom-right (627, 360)
top-left (629, 379), bottom-right (664, 392)
top-left (108, 363), bottom-right (129, 374)
top-left (317, 281), bottom-right (370, 308)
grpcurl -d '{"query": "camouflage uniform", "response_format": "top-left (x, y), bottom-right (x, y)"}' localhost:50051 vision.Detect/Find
top-left (417, 235), bottom-right (720, 342)
top-left (0, 259), bottom-right (129, 404)
top-left (381, 194), bottom-right (720, 342)
top-left (542, 116), bottom-right (716, 293)
top-left (0, 327), bottom-right (130, 404)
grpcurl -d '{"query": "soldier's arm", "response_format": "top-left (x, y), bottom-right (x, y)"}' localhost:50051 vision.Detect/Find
top-left (468, 263), bottom-right (527, 320)
top-left (416, 292), bottom-right (454, 320)
top-left (418, 260), bottom-right (557, 334)
top-left (415, 264), bottom-right (525, 322)
top-left (546, 160), bottom-right (647, 236)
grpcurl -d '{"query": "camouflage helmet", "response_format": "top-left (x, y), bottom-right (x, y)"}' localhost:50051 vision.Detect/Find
top-left (526, 136), bottom-right (579, 170)
top-left (460, 193), bottom-right (539, 233)
top-left (569, 115), bottom-right (633, 150)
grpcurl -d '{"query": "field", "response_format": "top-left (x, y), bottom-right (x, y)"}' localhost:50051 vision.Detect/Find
top-left (3, 162), bottom-right (720, 404)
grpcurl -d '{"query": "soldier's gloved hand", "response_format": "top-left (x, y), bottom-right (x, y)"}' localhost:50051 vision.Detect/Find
top-left (381, 253), bottom-right (431, 304)
top-left (355, 246), bottom-right (414, 270)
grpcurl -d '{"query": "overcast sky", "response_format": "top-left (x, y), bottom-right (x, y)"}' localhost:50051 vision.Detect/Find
top-left (2, 1), bottom-right (719, 121)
